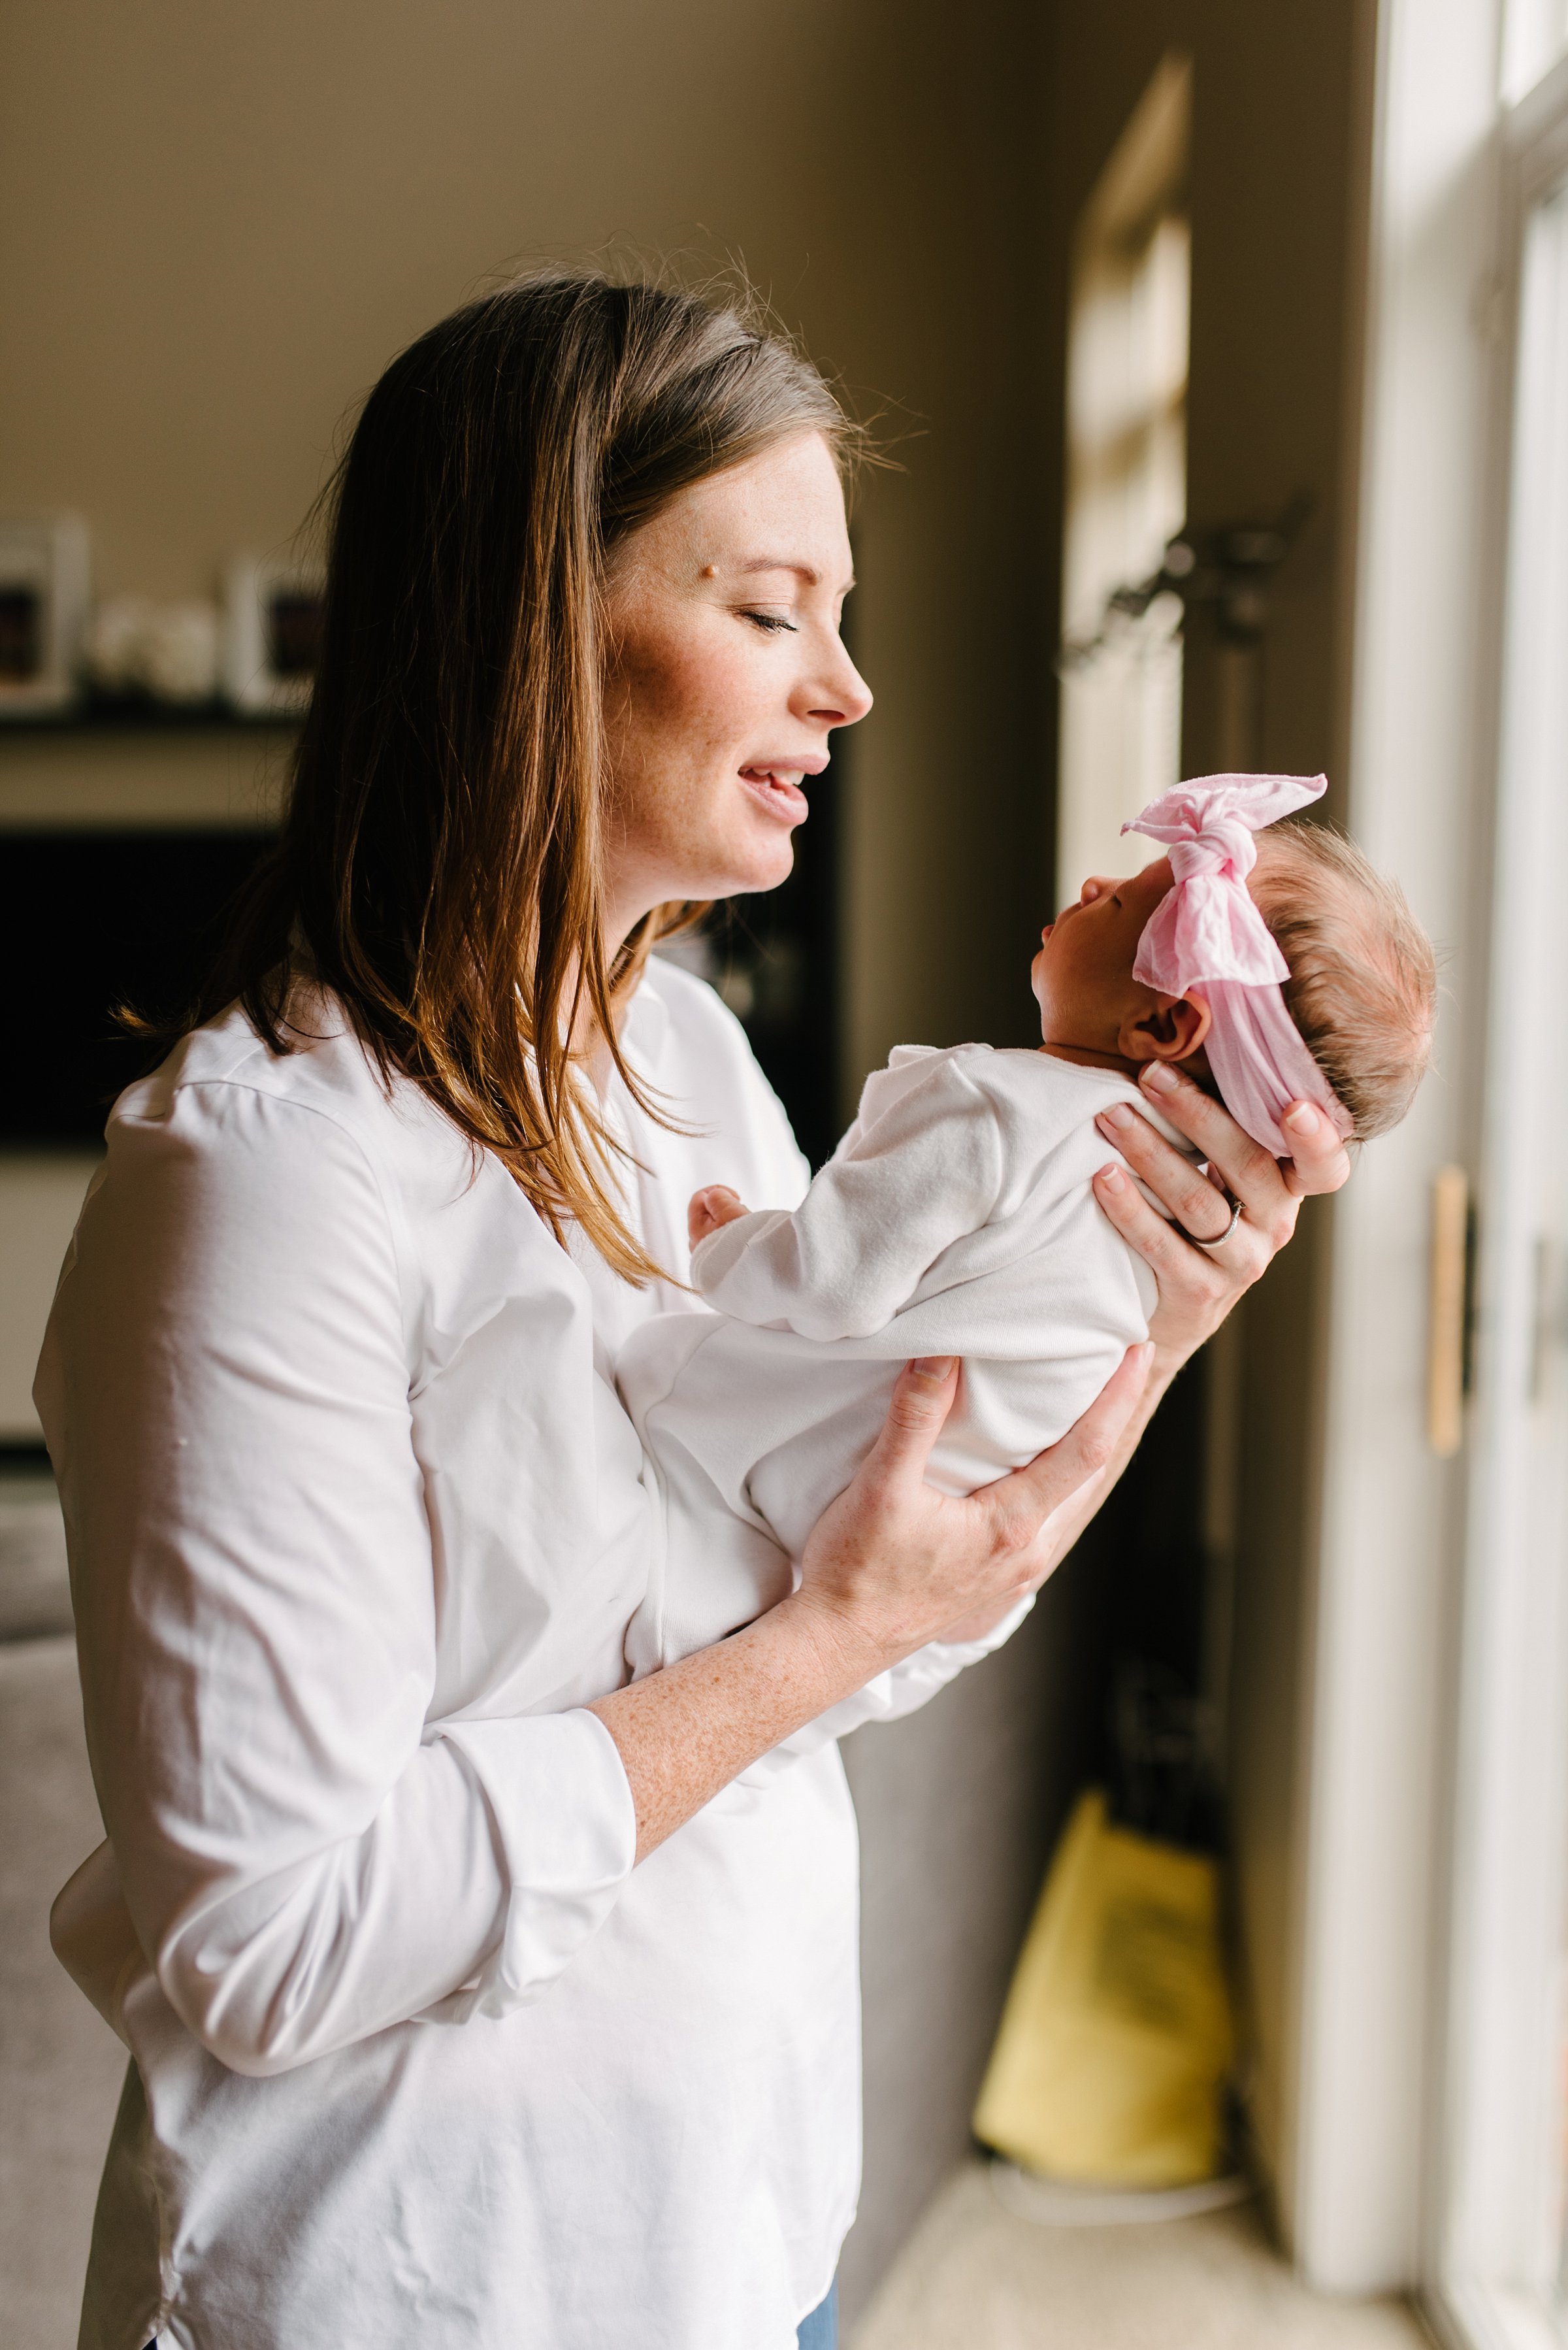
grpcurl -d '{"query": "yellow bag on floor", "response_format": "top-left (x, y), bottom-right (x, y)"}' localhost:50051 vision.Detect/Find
top-left (973, 1787), bottom-right (1233, 2187)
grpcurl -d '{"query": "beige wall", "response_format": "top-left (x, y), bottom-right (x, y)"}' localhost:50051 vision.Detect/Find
top-left (1035, 0), bottom-right (1371, 2226)
top-left (0, 0), bottom-right (1040, 1081)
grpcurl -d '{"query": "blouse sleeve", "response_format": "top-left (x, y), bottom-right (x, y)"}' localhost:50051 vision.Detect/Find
top-left (35, 1078), bottom-right (636, 2079)
top-left (689, 1055), bottom-right (1004, 1340)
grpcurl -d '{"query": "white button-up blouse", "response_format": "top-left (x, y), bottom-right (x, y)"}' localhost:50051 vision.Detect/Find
top-left (37, 959), bottom-right (1022, 2350)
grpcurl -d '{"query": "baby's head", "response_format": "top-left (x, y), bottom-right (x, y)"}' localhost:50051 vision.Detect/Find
top-left (1032, 801), bottom-right (1435, 1148)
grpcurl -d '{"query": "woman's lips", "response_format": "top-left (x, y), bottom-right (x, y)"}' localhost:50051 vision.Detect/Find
top-left (738, 766), bottom-right (810, 824)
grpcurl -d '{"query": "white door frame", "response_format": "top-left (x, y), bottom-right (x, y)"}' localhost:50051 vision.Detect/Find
top-left (1286, 0), bottom-right (1507, 2296)
top-left (1426, 51), bottom-right (1568, 2350)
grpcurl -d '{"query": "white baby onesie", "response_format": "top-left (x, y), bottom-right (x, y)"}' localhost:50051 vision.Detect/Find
top-left (617, 1042), bottom-right (1194, 1683)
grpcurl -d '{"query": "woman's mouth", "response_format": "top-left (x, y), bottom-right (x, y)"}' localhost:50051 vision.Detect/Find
top-left (738, 766), bottom-right (811, 824)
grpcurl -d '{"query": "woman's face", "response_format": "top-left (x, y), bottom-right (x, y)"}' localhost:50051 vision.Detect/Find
top-left (600, 430), bottom-right (872, 946)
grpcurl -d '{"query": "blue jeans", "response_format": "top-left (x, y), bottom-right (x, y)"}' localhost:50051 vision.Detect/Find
top-left (798, 2279), bottom-right (838, 2349)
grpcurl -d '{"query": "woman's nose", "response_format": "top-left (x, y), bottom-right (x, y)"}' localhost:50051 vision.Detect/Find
top-left (807, 646), bottom-right (873, 729)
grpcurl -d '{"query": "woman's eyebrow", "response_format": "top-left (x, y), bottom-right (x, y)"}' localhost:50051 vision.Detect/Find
top-left (736, 557), bottom-right (857, 592)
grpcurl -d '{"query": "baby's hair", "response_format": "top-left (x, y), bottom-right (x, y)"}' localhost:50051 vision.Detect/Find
top-left (1248, 821), bottom-right (1435, 1142)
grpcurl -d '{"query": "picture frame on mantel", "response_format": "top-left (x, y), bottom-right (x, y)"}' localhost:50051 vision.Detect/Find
top-left (222, 554), bottom-right (325, 717)
top-left (0, 515), bottom-right (91, 716)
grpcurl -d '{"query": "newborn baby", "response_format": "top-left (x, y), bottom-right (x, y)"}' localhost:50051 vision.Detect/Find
top-left (618, 772), bottom-right (1435, 1681)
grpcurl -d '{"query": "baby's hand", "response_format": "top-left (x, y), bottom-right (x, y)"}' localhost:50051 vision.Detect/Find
top-left (688, 1185), bottom-right (749, 1248)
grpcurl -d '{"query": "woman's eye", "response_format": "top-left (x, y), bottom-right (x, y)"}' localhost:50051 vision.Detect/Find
top-left (741, 609), bottom-right (798, 635)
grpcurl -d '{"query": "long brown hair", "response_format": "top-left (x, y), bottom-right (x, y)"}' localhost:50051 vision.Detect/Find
top-left (189, 268), bottom-right (860, 1280)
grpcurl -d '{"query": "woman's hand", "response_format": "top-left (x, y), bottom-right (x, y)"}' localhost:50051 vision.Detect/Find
top-left (791, 1344), bottom-right (1154, 1674)
top-left (589, 1344), bottom-right (1152, 1858)
top-left (1090, 1068), bottom-right (1350, 1376)
top-left (593, 1084), bottom-right (1348, 1865)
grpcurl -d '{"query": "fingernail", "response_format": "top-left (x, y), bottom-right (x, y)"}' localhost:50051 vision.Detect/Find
top-left (1098, 1103), bottom-right (1135, 1131)
top-left (911, 1355), bottom-right (957, 1381)
top-left (1141, 1064), bottom-right (1178, 1093)
top-left (1284, 1102), bottom-right (1318, 1136)
top-left (1095, 1165), bottom-right (1125, 1191)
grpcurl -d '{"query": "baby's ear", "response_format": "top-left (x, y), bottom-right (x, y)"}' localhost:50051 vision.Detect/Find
top-left (1119, 989), bottom-right (1212, 1066)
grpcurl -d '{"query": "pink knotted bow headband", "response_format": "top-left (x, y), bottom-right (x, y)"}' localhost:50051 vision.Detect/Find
top-left (1122, 773), bottom-right (1356, 1157)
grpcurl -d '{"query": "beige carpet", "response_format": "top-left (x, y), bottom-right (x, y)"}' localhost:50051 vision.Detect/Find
top-left (850, 2161), bottom-right (1431, 2350)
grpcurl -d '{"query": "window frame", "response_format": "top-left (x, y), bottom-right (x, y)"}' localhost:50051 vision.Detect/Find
top-left (1424, 46), bottom-right (1568, 2350)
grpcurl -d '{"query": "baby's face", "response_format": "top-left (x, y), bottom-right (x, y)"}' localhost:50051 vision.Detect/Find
top-left (1030, 856), bottom-right (1175, 1050)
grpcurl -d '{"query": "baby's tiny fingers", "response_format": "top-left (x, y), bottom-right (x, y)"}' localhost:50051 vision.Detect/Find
top-left (687, 1184), bottom-right (749, 1244)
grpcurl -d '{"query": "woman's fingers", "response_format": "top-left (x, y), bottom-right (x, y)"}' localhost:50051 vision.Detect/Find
top-left (1131, 1065), bottom-right (1294, 1238)
top-left (1088, 1066), bottom-right (1354, 1361)
top-left (988, 1343), bottom-right (1153, 1537)
top-left (800, 1347), bottom-right (1154, 1669)
top-left (1094, 1067), bottom-right (1299, 1255)
top-left (1277, 1100), bottom-right (1354, 1199)
top-left (1091, 1163), bottom-right (1253, 1361)
top-left (794, 1359), bottom-right (964, 1665)
top-left (1093, 1157), bottom-right (1267, 1289)
top-left (1094, 1101), bottom-right (1236, 1242)
top-left (1134, 1065), bottom-right (1348, 1231)
top-left (862, 1357), bottom-right (960, 1486)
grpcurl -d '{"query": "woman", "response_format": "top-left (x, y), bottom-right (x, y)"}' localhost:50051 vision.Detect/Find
top-left (39, 271), bottom-right (1348, 2350)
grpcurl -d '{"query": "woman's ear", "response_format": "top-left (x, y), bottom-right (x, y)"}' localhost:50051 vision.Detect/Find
top-left (1118, 989), bottom-right (1213, 1066)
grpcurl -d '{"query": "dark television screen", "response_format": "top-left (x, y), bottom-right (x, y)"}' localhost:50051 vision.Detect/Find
top-left (3, 830), bottom-right (274, 1144)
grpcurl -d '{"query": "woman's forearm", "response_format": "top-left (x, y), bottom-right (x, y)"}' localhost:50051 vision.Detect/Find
top-left (588, 1589), bottom-right (885, 1861)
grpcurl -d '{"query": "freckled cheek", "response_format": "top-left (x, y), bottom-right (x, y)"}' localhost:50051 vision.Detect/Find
top-left (613, 628), bottom-right (755, 765)
top-left (607, 640), bottom-right (762, 860)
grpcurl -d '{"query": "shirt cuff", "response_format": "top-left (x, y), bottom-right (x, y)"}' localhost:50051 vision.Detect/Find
top-left (425, 1708), bottom-right (638, 2023)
